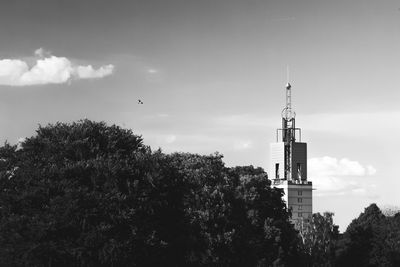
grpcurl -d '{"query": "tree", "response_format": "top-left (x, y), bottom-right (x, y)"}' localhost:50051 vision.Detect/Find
top-left (384, 213), bottom-right (400, 265)
top-left (0, 120), bottom-right (172, 266)
top-left (297, 212), bottom-right (339, 266)
top-left (226, 166), bottom-right (304, 267)
top-left (163, 155), bottom-right (303, 266)
top-left (336, 204), bottom-right (394, 267)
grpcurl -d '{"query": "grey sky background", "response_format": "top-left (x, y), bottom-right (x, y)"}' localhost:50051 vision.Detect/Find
top-left (1, 0), bottom-right (400, 230)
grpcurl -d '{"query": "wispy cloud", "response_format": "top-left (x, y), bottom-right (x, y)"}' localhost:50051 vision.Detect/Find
top-left (75, 65), bottom-right (114, 79)
top-left (146, 68), bottom-right (158, 74)
top-left (34, 48), bottom-right (51, 58)
top-left (309, 156), bottom-right (378, 198)
top-left (144, 67), bottom-right (164, 83)
top-left (0, 48), bottom-right (114, 86)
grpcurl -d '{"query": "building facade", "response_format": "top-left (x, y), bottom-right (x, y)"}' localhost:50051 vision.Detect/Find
top-left (270, 83), bottom-right (312, 223)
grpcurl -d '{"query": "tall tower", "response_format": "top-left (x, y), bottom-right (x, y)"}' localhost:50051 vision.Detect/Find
top-left (271, 83), bottom-right (312, 223)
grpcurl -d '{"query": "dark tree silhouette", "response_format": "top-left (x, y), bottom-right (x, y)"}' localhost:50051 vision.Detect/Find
top-left (336, 203), bottom-right (400, 267)
top-left (0, 120), bottom-right (303, 267)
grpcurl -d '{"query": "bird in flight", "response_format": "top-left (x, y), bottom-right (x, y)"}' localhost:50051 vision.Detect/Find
top-left (138, 99), bottom-right (143, 104)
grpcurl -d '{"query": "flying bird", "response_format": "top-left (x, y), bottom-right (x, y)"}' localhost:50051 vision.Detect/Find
top-left (138, 99), bottom-right (143, 104)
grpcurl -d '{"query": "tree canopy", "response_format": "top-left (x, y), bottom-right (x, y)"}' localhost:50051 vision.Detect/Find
top-left (336, 204), bottom-right (400, 267)
top-left (0, 120), bottom-right (302, 267)
top-left (2, 120), bottom-right (399, 266)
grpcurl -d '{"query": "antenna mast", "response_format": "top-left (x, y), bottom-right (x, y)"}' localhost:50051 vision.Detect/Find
top-left (286, 65), bottom-right (290, 84)
top-left (280, 83), bottom-right (297, 179)
top-left (275, 80), bottom-right (302, 180)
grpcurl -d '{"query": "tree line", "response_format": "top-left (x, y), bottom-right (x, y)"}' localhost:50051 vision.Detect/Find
top-left (0, 120), bottom-right (398, 266)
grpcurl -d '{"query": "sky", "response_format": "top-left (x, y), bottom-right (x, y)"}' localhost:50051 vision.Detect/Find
top-left (1, 0), bottom-right (400, 231)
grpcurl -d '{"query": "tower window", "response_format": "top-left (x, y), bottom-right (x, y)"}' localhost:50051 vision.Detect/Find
top-left (299, 205), bottom-right (302, 210)
top-left (298, 212), bottom-right (303, 217)
top-left (297, 163), bottom-right (302, 179)
top-left (275, 163), bottom-right (279, 179)
top-left (298, 198), bottom-right (302, 203)
top-left (298, 191), bottom-right (302, 196)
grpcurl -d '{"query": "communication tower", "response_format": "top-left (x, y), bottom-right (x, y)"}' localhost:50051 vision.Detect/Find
top-left (271, 83), bottom-right (313, 223)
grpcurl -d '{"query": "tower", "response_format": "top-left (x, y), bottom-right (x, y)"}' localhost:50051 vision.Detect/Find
top-left (271, 83), bottom-right (312, 223)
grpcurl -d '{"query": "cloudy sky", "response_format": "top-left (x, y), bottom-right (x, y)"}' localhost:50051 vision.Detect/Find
top-left (1, 0), bottom-right (400, 231)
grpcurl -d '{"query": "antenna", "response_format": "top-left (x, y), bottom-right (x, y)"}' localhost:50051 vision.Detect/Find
top-left (282, 65), bottom-right (295, 121)
top-left (282, 82), bottom-right (296, 180)
top-left (286, 65), bottom-right (289, 84)
top-left (282, 82), bottom-right (295, 120)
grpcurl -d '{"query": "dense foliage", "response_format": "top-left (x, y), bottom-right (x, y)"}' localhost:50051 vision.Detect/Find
top-left (2, 120), bottom-right (399, 266)
top-left (294, 202), bottom-right (400, 267)
top-left (0, 120), bottom-right (303, 267)
top-left (336, 204), bottom-right (400, 267)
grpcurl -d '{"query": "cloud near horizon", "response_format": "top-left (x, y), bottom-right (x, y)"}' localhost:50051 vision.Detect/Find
top-left (309, 156), bottom-right (378, 198)
top-left (0, 49), bottom-right (114, 86)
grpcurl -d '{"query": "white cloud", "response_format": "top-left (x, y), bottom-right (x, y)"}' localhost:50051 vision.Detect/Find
top-left (35, 48), bottom-right (44, 57)
top-left (0, 48), bottom-right (114, 86)
top-left (309, 156), bottom-right (378, 197)
top-left (309, 157), bottom-right (369, 177)
top-left (75, 64), bottom-right (114, 79)
top-left (34, 48), bottom-right (51, 58)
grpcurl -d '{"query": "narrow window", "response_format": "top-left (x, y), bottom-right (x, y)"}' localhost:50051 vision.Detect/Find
top-left (299, 205), bottom-right (302, 210)
top-left (298, 212), bottom-right (303, 217)
top-left (298, 191), bottom-right (302, 196)
top-left (275, 163), bottom-right (279, 179)
top-left (297, 163), bottom-right (302, 179)
top-left (298, 198), bottom-right (302, 203)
